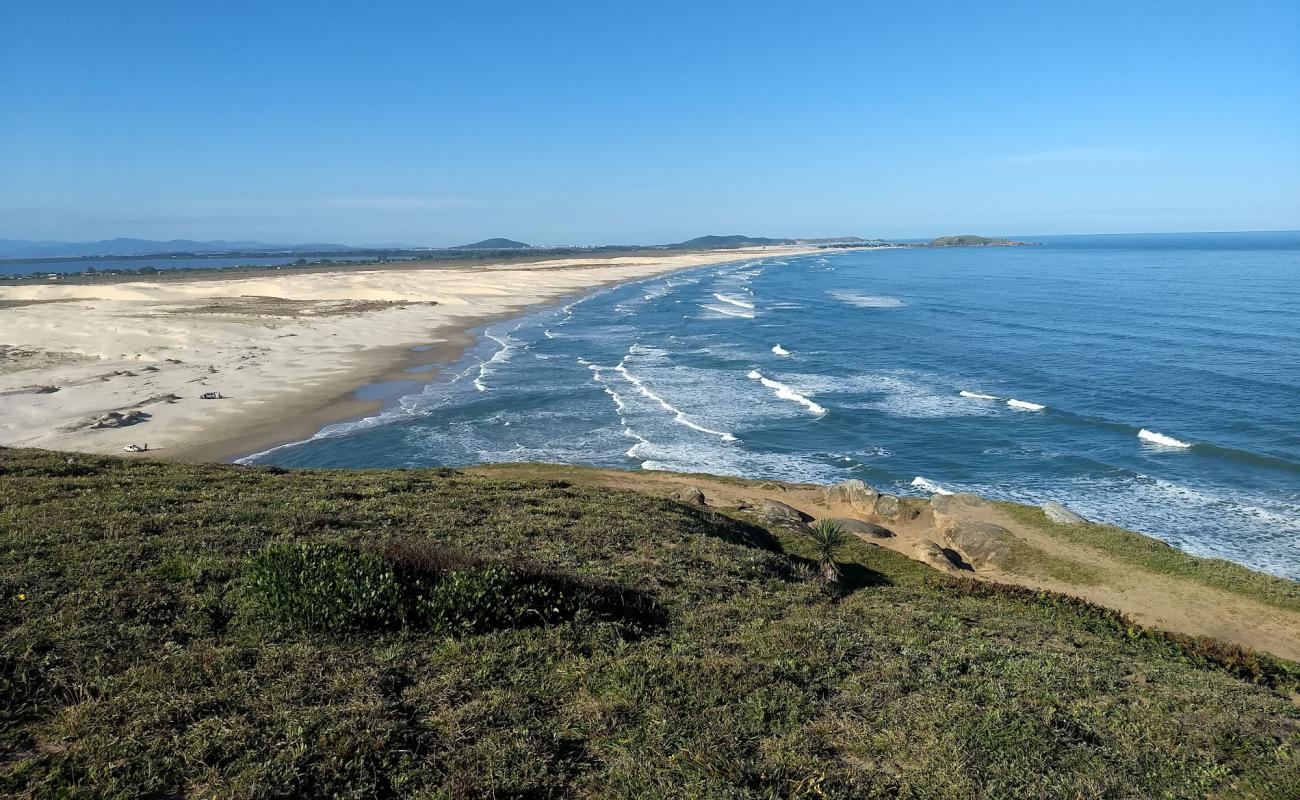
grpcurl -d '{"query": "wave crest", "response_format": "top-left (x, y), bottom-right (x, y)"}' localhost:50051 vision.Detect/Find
top-left (747, 369), bottom-right (826, 415)
top-left (829, 290), bottom-right (904, 308)
top-left (1139, 428), bottom-right (1192, 448)
top-left (1007, 398), bottom-right (1046, 411)
top-left (911, 476), bottom-right (953, 495)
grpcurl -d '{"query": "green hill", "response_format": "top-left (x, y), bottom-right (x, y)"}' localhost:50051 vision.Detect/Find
top-left (2, 448), bottom-right (1297, 798)
top-left (668, 234), bottom-right (796, 249)
top-left (452, 237), bottom-right (533, 250)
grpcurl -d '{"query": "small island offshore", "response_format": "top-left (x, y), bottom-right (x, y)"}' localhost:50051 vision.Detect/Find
top-left (927, 234), bottom-right (1038, 247)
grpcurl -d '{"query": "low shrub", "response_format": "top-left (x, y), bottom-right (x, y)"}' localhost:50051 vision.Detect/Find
top-left (244, 544), bottom-right (408, 632)
top-left (243, 541), bottom-right (664, 636)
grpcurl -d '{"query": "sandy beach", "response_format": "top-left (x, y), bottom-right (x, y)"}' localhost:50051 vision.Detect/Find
top-left (0, 247), bottom-right (815, 461)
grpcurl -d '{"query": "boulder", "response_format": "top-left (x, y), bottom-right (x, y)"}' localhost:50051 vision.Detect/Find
top-left (1041, 501), bottom-right (1088, 525)
top-left (873, 494), bottom-right (918, 522)
top-left (942, 520), bottom-right (1014, 569)
top-left (825, 517), bottom-right (894, 540)
top-left (822, 479), bottom-right (880, 513)
top-left (930, 492), bottom-right (989, 514)
top-left (670, 486), bottom-right (707, 506)
top-left (757, 498), bottom-right (811, 526)
top-left (914, 540), bottom-right (964, 574)
top-left (930, 492), bottom-right (993, 533)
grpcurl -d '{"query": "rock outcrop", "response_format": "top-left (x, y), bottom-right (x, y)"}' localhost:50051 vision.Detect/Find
top-left (914, 540), bottom-right (965, 574)
top-left (942, 520), bottom-right (1014, 569)
top-left (873, 494), bottom-right (918, 522)
top-left (757, 498), bottom-right (810, 526)
top-left (670, 486), bottom-right (707, 506)
top-left (822, 479), bottom-right (879, 514)
top-left (929, 492), bottom-right (991, 532)
top-left (825, 517), bottom-right (894, 539)
top-left (1041, 501), bottom-right (1088, 525)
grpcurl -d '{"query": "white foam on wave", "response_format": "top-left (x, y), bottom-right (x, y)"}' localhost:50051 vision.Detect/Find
top-left (772, 344), bottom-right (791, 356)
top-left (911, 476), bottom-right (953, 495)
top-left (713, 292), bottom-right (755, 310)
top-left (700, 303), bottom-right (755, 319)
top-left (797, 372), bottom-right (996, 419)
top-left (474, 328), bottom-right (519, 392)
top-left (594, 348), bottom-right (737, 442)
top-left (829, 290), bottom-right (905, 309)
top-left (746, 369), bottom-right (826, 415)
top-left (1007, 398), bottom-right (1046, 411)
top-left (1138, 428), bottom-right (1192, 448)
top-left (960, 390), bottom-right (1000, 400)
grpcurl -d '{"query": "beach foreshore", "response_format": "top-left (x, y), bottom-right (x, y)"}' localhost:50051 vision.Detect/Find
top-left (0, 246), bottom-right (820, 461)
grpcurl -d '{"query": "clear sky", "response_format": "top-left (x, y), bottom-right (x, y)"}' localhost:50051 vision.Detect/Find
top-left (1, 0), bottom-right (1297, 245)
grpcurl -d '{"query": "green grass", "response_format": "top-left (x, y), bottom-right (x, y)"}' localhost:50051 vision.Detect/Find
top-left (1000, 538), bottom-right (1108, 586)
top-left (2, 447), bottom-right (1298, 799)
top-left (999, 502), bottom-right (1300, 612)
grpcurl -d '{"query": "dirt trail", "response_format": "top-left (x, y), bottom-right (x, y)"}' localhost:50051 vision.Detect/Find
top-left (472, 465), bottom-right (1300, 661)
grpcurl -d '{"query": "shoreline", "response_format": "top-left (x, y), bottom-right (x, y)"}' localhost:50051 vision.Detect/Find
top-left (0, 246), bottom-right (823, 461)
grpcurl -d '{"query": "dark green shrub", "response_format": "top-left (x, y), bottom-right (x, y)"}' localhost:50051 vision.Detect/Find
top-left (243, 542), bottom-right (665, 636)
top-left (244, 544), bottom-right (409, 631)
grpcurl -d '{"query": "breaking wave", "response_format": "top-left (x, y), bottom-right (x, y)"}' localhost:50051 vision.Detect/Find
top-left (829, 290), bottom-right (905, 308)
top-left (1138, 428), bottom-right (1192, 448)
top-left (713, 292), bottom-right (755, 310)
top-left (911, 476), bottom-right (953, 495)
top-left (700, 303), bottom-right (755, 319)
top-left (1006, 398), bottom-right (1046, 411)
top-left (746, 370), bottom-right (826, 415)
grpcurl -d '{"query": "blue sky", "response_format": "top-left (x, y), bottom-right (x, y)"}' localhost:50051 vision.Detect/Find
top-left (1, 0), bottom-right (1297, 245)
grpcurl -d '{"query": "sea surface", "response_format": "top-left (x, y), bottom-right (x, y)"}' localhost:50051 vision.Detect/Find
top-left (250, 232), bottom-right (1300, 580)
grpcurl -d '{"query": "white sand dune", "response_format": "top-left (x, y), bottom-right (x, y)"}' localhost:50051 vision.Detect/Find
top-left (0, 247), bottom-right (817, 459)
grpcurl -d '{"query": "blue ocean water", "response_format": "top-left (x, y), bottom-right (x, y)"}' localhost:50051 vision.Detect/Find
top-left (252, 232), bottom-right (1300, 579)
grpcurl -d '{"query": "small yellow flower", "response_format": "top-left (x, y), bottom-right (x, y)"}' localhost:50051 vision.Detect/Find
top-left (16, 593), bottom-right (26, 602)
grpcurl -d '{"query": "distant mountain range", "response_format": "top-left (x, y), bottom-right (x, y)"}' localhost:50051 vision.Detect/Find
top-left (0, 238), bottom-right (354, 259)
top-left (0, 233), bottom-right (880, 261)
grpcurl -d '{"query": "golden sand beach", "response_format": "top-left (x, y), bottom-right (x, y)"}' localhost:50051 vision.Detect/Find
top-left (0, 247), bottom-right (818, 461)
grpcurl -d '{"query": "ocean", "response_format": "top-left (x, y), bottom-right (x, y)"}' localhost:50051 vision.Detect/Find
top-left (249, 232), bottom-right (1300, 580)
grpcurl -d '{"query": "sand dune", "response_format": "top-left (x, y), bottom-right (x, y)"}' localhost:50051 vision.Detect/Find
top-left (0, 247), bottom-right (813, 460)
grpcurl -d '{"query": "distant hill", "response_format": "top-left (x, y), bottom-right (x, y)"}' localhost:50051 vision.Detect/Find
top-left (927, 234), bottom-right (1035, 247)
top-left (0, 238), bottom-right (354, 259)
top-left (668, 235), bottom-right (795, 250)
top-left (452, 238), bottom-right (533, 250)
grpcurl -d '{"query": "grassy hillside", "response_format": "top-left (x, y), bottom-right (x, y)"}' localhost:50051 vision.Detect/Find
top-left (2, 447), bottom-right (1297, 798)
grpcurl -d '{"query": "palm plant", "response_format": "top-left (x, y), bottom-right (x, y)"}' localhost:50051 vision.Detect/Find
top-left (808, 519), bottom-right (850, 586)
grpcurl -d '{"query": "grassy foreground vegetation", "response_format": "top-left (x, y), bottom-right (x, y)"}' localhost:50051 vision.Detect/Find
top-left (2, 447), bottom-right (1298, 798)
